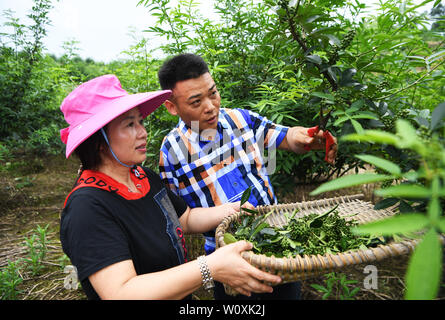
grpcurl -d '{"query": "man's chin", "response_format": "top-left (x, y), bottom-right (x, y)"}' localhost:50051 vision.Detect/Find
top-left (198, 124), bottom-right (218, 141)
top-left (199, 119), bottom-right (218, 131)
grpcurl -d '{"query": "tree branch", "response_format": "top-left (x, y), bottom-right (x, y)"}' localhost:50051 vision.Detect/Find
top-left (283, 5), bottom-right (338, 91)
top-left (377, 58), bottom-right (445, 100)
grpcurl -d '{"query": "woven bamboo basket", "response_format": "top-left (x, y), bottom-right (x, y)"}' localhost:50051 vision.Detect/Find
top-left (215, 194), bottom-right (428, 296)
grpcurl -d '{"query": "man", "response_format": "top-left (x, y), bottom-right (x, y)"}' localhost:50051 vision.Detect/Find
top-left (158, 53), bottom-right (337, 299)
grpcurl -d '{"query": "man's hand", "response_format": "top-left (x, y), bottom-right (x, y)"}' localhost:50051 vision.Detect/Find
top-left (279, 126), bottom-right (337, 165)
top-left (222, 201), bottom-right (255, 217)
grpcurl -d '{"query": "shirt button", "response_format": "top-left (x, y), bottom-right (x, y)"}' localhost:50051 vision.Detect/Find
top-left (233, 182), bottom-right (238, 187)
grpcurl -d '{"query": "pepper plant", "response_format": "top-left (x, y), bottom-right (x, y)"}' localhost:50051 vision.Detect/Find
top-left (310, 101), bottom-right (445, 300)
top-left (269, 0), bottom-right (445, 185)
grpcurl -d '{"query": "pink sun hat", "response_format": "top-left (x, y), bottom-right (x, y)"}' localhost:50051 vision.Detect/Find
top-left (60, 74), bottom-right (171, 158)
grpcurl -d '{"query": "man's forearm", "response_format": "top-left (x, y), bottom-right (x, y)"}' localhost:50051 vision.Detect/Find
top-left (180, 205), bottom-right (232, 234)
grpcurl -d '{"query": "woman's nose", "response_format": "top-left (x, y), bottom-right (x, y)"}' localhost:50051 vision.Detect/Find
top-left (137, 122), bottom-right (148, 138)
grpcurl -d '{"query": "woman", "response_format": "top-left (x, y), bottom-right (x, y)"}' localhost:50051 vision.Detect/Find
top-left (59, 74), bottom-right (281, 300)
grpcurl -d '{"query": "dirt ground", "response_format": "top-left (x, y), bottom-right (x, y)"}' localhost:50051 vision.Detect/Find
top-left (0, 154), bottom-right (443, 300)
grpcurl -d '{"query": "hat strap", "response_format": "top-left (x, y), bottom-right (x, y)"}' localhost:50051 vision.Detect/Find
top-left (100, 128), bottom-right (140, 177)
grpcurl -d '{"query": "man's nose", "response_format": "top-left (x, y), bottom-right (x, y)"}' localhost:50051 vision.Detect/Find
top-left (203, 99), bottom-right (216, 113)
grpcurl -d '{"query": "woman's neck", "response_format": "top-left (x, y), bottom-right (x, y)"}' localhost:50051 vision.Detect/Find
top-left (97, 160), bottom-right (139, 193)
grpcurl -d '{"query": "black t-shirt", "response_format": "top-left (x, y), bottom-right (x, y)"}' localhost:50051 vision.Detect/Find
top-left (60, 167), bottom-right (189, 300)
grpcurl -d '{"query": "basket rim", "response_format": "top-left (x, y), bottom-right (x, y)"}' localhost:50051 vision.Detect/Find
top-left (215, 194), bottom-right (439, 279)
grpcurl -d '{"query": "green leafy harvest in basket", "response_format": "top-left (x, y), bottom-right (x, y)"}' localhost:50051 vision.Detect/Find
top-left (228, 202), bottom-right (383, 258)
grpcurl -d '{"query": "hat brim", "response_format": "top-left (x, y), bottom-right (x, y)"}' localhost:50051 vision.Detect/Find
top-left (65, 90), bottom-right (171, 158)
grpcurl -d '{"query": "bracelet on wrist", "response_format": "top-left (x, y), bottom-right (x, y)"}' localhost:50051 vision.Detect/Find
top-left (197, 255), bottom-right (215, 290)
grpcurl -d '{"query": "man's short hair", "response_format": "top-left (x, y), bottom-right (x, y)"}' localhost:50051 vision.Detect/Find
top-left (158, 53), bottom-right (209, 90)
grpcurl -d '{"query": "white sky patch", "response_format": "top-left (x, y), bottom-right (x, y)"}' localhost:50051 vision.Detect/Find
top-left (0, 0), bottom-right (436, 62)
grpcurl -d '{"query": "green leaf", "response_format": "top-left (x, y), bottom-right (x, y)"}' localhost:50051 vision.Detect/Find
top-left (260, 228), bottom-right (276, 236)
top-left (374, 197), bottom-right (399, 210)
top-left (326, 67), bottom-right (338, 83)
top-left (355, 154), bottom-right (401, 175)
top-left (341, 130), bottom-right (400, 145)
top-left (350, 119), bottom-right (364, 134)
top-left (375, 185), bottom-right (432, 199)
top-left (349, 99), bottom-right (364, 110)
top-left (310, 174), bottom-right (392, 196)
top-left (399, 200), bottom-right (415, 213)
top-left (431, 102), bottom-right (445, 131)
top-left (310, 284), bottom-right (329, 293)
top-left (395, 119), bottom-right (423, 149)
top-left (431, 176), bottom-right (440, 197)
top-left (250, 222), bottom-right (269, 240)
top-left (324, 34), bottom-right (340, 45)
top-left (427, 49), bottom-right (445, 64)
top-left (311, 91), bottom-right (335, 101)
top-left (407, 0), bottom-right (439, 14)
top-left (350, 287), bottom-right (360, 297)
top-left (224, 233), bottom-right (237, 244)
top-left (240, 186), bottom-right (252, 206)
top-left (427, 197), bottom-right (441, 222)
top-left (339, 68), bottom-right (359, 87)
top-left (402, 170), bottom-right (419, 182)
top-left (241, 207), bottom-right (259, 215)
top-left (405, 228), bottom-right (442, 300)
top-left (306, 54), bottom-right (322, 65)
top-left (350, 113), bottom-right (378, 120)
top-left (438, 218), bottom-right (445, 233)
top-left (352, 214), bottom-right (429, 236)
top-left (334, 115), bottom-right (350, 126)
top-left (306, 15), bottom-right (323, 23)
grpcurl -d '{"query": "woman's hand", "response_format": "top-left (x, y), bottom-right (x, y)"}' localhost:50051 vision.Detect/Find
top-left (206, 240), bottom-right (282, 297)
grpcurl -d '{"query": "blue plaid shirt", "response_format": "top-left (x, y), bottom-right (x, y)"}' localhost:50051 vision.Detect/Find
top-left (159, 108), bottom-right (288, 248)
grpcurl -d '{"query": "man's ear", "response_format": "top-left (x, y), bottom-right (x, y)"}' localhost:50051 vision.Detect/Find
top-left (164, 99), bottom-right (178, 116)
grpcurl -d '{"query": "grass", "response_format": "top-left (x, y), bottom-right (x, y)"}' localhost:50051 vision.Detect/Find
top-left (0, 154), bottom-right (84, 300)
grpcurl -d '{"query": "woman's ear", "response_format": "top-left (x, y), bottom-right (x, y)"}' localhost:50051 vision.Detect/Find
top-left (164, 99), bottom-right (178, 116)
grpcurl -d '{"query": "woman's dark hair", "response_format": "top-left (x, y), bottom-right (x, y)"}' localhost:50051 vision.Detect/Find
top-left (74, 127), bottom-right (107, 171)
top-left (158, 53), bottom-right (209, 90)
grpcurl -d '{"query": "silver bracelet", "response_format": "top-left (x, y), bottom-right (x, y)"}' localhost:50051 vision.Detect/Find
top-left (197, 255), bottom-right (215, 290)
